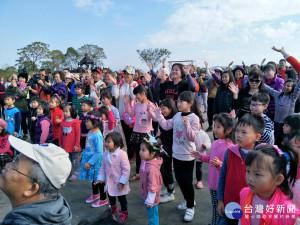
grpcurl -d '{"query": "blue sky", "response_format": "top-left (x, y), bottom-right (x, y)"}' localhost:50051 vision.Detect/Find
top-left (1, 0), bottom-right (300, 71)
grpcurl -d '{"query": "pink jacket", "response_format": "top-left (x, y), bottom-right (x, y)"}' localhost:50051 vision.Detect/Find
top-left (240, 187), bottom-right (300, 225)
top-left (125, 102), bottom-right (156, 133)
top-left (200, 139), bottom-right (233, 190)
top-left (97, 148), bottom-right (130, 196)
top-left (140, 157), bottom-right (163, 207)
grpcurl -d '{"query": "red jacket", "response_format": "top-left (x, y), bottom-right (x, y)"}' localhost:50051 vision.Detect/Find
top-left (240, 187), bottom-right (300, 225)
top-left (224, 144), bottom-right (248, 206)
top-left (59, 119), bottom-right (81, 153)
top-left (50, 107), bottom-right (64, 139)
top-left (287, 56), bottom-right (300, 75)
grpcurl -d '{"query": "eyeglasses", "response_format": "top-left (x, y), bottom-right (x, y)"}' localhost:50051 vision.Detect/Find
top-left (6, 157), bottom-right (37, 182)
top-left (249, 79), bottom-right (261, 83)
top-left (250, 103), bottom-right (265, 108)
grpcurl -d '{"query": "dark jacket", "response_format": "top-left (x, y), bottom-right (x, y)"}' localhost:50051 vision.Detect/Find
top-left (213, 87), bottom-right (234, 114)
top-left (35, 114), bottom-right (54, 144)
top-left (1, 194), bottom-right (72, 225)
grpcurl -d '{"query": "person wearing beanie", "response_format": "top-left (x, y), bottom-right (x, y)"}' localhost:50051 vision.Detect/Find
top-left (0, 119), bottom-right (12, 171)
top-left (6, 72), bottom-right (29, 139)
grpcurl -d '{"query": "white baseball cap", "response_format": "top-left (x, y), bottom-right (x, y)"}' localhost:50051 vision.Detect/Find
top-left (8, 136), bottom-right (71, 189)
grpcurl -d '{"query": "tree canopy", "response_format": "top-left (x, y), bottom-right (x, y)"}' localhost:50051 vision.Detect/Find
top-left (16, 42), bottom-right (50, 72)
top-left (78, 44), bottom-right (106, 67)
top-left (136, 48), bottom-right (171, 69)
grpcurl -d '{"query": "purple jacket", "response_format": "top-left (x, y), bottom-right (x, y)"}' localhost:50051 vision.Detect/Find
top-left (263, 75), bottom-right (284, 114)
top-left (49, 81), bottom-right (68, 102)
top-left (35, 115), bottom-right (53, 144)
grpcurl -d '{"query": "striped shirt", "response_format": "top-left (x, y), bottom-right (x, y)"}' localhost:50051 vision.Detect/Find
top-left (259, 114), bottom-right (275, 145)
top-left (72, 95), bottom-right (88, 116)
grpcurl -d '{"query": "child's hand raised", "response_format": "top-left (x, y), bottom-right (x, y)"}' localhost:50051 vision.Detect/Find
top-left (211, 157), bottom-right (221, 167)
top-left (152, 103), bottom-right (160, 113)
top-left (118, 183), bottom-right (124, 191)
top-left (183, 65), bottom-right (192, 75)
top-left (228, 82), bottom-right (239, 95)
top-left (191, 150), bottom-right (202, 160)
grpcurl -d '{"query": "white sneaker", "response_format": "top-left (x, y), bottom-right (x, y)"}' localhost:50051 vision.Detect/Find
top-left (177, 200), bottom-right (196, 211)
top-left (159, 193), bottom-right (175, 204)
top-left (184, 208), bottom-right (195, 222)
top-left (160, 187), bottom-right (168, 196)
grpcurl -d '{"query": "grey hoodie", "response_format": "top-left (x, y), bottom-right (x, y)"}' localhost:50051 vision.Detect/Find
top-left (1, 194), bottom-right (72, 225)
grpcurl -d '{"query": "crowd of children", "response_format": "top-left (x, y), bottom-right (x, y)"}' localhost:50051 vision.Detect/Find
top-left (0, 46), bottom-right (300, 225)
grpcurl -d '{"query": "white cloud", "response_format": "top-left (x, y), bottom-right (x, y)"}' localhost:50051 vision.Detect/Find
top-left (143, 0), bottom-right (300, 66)
top-left (73, 0), bottom-right (113, 16)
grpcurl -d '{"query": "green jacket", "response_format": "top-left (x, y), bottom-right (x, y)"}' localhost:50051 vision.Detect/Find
top-left (6, 85), bottom-right (29, 111)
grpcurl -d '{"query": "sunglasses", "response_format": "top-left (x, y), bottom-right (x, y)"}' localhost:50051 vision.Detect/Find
top-left (249, 79), bottom-right (261, 83)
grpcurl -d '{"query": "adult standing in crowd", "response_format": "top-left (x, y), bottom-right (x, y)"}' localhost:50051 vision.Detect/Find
top-left (112, 66), bottom-right (138, 162)
top-left (6, 72), bottom-right (29, 139)
top-left (45, 71), bottom-right (68, 102)
top-left (28, 69), bottom-right (51, 101)
top-left (89, 68), bottom-right (105, 107)
top-left (262, 64), bottom-right (284, 121)
top-left (0, 136), bottom-right (72, 225)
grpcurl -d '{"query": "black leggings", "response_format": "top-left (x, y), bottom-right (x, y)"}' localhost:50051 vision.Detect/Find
top-left (133, 143), bottom-right (141, 174)
top-left (207, 98), bottom-right (215, 127)
top-left (195, 161), bottom-right (203, 181)
top-left (160, 153), bottom-right (174, 193)
top-left (92, 182), bottom-right (106, 200)
top-left (121, 120), bottom-right (134, 159)
top-left (20, 110), bottom-right (28, 135)
top-left (108, 194), bottom-right (127, 211)
top-left (173, 158), bottom-right (195, 208)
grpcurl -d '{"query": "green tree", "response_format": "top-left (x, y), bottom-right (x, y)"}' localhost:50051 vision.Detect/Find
top-left (64, 47), bottom-right (79, 69)
top-left (136, 48), bottom-right (171, 69)
top-left (16, 42), bottom-right (50, 72)
top-left (0, 65), bottom-right (18, 79)
top-left (41, 50), bottom-right (64, 71)
top-left (78, 44), bottom-right (106, 67)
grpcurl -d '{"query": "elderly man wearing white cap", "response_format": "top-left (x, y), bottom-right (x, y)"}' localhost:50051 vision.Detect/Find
top-left (0, 136), bottom-right (72, 225)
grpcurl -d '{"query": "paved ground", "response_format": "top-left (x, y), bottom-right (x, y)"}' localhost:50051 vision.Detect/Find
top-left (0, 114), bottom-right (213, 225)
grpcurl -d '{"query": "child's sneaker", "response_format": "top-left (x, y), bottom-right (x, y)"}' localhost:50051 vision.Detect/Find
top-left (159, 193), bottom-right (175, 203)
top-left (160, 187), bottom-right (168, 196)
top-left (68, 173), bottom-right (78, 182)
top-left (92, 199), bottom-right (108, 208)
top-left (85, 194), bottom-right (100, 203)
top-left (177, 200), bottom-right (196, 210)
top-left (119, 210), bottom-right (128, 223)
top-left (196, 181), bottom-right (203, 189)
top-left (184, 208), bottom-right (195, 222)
